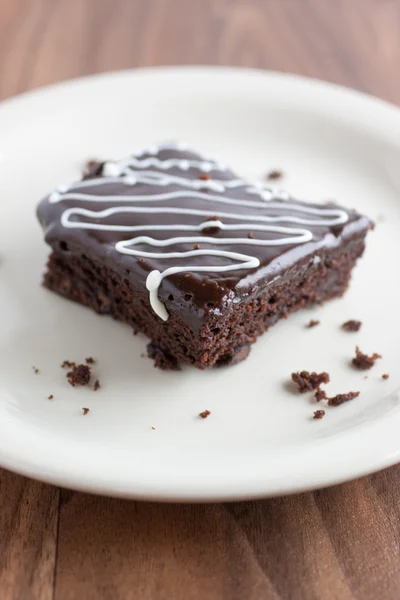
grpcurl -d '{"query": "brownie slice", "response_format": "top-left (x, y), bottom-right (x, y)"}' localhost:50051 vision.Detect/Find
top-left (37, 143), bottom-right (371, 369)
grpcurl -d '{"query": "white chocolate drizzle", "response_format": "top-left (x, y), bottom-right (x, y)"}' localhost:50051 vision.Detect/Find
top-left (49, 143), bottom-right (349, 320)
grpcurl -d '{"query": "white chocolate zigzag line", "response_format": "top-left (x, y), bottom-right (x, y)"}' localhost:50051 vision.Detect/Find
top-left (126, 157), bottom-right (227, 172)
top-left (60, 201), bottom-right (347, 228)
top-left (54, 172), bottom-right (252, 194)
top-left (104, 156), bottom-right (226, 173)
top-left (51, 189), bottom-right (348, 227)
top-left (62, 212), bottom-right (313, 243)
top-left (50, 170), bottom-right (286, 201)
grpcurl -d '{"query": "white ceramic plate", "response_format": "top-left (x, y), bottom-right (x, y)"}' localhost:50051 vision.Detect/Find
top-left (1, 67), bottom-right (400, 501)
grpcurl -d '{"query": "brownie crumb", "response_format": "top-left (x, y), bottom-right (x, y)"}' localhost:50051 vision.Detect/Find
top-left (83, 159), bottom-right (103, 178)
top-left (61, 360), bottom-right (76, 369)
top-left (199, 410), bottom-right (211, 419)
top-left (67, 364), bottom-right (91, 387)
top-left (313, 409), bottom-right (325, 420)
top-left (32, 367), bottom-right (40, 374)
top-left (85, 357), bottom-right (95, 364)
top-left (48, 394), bottom-right (54, 400)
top-left (351, 346), bottom-right (381, 370)
top-left (82, 407), bottom-right (90, 415)
top-left (151, 426), bottom-right (156, 430)
top-left (382, 373), bottom-right (389, 380)
top-left (201, 216), bottom-right (221, 235)
top-left (342, 320), bottom-right (362, 332)
top-left (193, 243), bottom-right (200, 250)
top-left (327, 391), bottom-right (360, 407)
top-left (248, 232), bottom-right (254, 239)
top-left (198, 173), bottom-right (210, 180)
top-left (291, 371), bottom-right (330, 393)
top-left (147, 342), bottom-right (180, 371)
top-left (266, 169), bottom-right (283, 181)
top-left (93, 379), bottom-right (100, 391)
top-left (305, 319), bottom-right (320, 328)
top-left (315, 389), bottom-right (327, 402)
top-left (331, 224), bottom-right (345, 238)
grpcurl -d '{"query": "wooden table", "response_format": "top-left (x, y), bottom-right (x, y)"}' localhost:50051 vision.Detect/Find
top-left (1, 1), bottom-right (400, 598)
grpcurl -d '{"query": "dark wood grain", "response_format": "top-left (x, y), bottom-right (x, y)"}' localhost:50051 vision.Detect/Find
top-left (0, 1), bottom-right (399, 599)
top-left (0, 470), bottom-right (59, 600)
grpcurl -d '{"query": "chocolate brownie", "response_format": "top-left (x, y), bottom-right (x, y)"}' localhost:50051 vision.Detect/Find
top-left (37, 143), bottom-right (371, 369)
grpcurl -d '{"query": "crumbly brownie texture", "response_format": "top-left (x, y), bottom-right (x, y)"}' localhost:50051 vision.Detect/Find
top-left (313, 410), bottom-right (325, 419)
top-left (315, 389), bottom-right (327, 402)
top-left (327, 391), bottom-right (360, 406)
top-left (305, 319), bottom-right (320, 328)
top-left (147, 341), bottom-right (180, 371)
top-left (37, 143), bottom-right (371, 370)
top-left (266, 169), bottom-right (284, 181)
top-left (351, 346), bottom-right (381, 370)
top-left (67, 364), bottom-right (91, 387)
top-left (199, 410), bottom-right (211, 419)
top-left (292, 371), bottom-right (330, 393)
top-left (342, 319), bottom-right (362, 332)
top-left (61, 360), bottom-right (76, 369)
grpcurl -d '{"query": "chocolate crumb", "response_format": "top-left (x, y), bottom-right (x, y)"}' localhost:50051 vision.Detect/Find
top-left (305, 319), bottom-right (320, 328)
top-left (147, 342), bottom-right (180, 371)
top-left (342, 320), bottom-right (362, 332)
top-left (82, 407), bottom-right (90, 415)
top-left (61, 360), bottom-right (76, 369)
top-left (83, 160), bottom-right (103, 178)
top-left (193, 243), bottom-right (200, 250)
top-left (331, 224), bottom-right (345, 237)
top-left (32, 367), bottom-right (40, 374)
top-left (351, 346), bottom-right (381, 370)
top-left (199, 410), bottom-right (211, 419)
top-left (85, 357), bottom-right (95, 364)
top-left (315, 389), bottom-right (327, 402)
top-left (198, 173), bottom-right (210, 180)
top-left (266, 169), bottom-right (283, 181)
top-left (313, 410), bottom-right (325, 419)
top-left (291, 371), bottom-right (330, 393)
top-left (48, 394), bottom-right (54, 400)
top-left (201, 216), bottom-right (221, 235)
top-left (382, 373), bottom-right (389, 380)
top-left (248, 232), bottom-right (254, 239)
top-left (67, 364), bottom-right (91, 387)
top-left (93, 379), bottom-right (100, 391)
top-left (151, 426), bottom-right (156, 430)
top-left (327, 391), bottom-right (360, 407)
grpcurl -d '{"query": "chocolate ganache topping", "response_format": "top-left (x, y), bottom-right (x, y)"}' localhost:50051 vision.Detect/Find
top-left (37, 143), bottom-right (370, 324)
